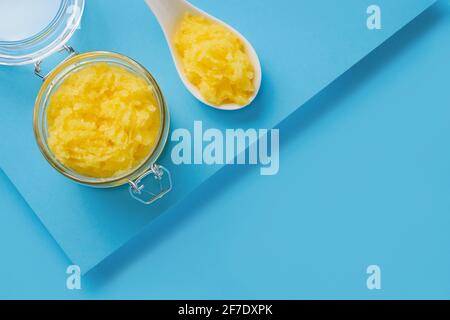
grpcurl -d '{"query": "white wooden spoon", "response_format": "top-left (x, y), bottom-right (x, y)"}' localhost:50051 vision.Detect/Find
top-left (144, 0), bottom-right (262, 111)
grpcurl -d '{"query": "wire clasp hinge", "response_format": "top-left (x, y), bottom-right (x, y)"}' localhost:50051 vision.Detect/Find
top-left (34, 45), bottom-right (78, 80)
top-left (129, 164), bottom-right (172, 205)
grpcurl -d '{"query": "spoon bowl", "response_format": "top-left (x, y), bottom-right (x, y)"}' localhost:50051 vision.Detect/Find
top-left (145, 0), bottom-right (262, 111)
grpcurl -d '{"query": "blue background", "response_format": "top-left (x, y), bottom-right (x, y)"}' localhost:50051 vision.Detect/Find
top-left (0, 0), bottom-right (436, 272)
top-left (1, 0), bottom-right (450, 298)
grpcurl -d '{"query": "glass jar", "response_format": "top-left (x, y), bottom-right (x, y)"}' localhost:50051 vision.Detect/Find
top-left (33, 50), bottom-right (172, 204)
top-left (0, 0), bottom-right (172, 204)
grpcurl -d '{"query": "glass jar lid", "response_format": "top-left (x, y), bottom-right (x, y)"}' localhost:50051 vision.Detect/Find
top-left (0, 0), bottom-right (84, 66)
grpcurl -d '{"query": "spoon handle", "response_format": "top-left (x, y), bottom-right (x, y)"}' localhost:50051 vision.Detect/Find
top-left (145, 0), bottom-right (189, 32)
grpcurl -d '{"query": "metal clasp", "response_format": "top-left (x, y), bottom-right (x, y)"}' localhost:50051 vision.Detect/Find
top-left (34, 45), bottom-right (78, 80)
top-left (129, 164), bottom-right (172, 205)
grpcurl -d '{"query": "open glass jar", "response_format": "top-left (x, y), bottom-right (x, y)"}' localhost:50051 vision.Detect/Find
top-left (0, 0), bottom-right (172, 204)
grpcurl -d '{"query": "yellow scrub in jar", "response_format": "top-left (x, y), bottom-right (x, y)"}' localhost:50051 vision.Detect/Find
top-left (174, 14), bottom-right (255, 106)
top-left (46, 63), bottom-right (161, 178)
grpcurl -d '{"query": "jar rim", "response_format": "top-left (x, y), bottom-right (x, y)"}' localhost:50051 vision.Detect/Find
top-left (33, 51), bottom-right (170, 188)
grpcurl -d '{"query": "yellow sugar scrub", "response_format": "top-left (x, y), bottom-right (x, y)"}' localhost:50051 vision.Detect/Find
top-left (46, 63), bottom-right (161, 179)
top-left (173, 14), bottom-right (255, 106)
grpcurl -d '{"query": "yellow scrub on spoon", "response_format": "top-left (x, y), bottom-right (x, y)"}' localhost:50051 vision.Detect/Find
top-left (145, 0), bottom-right (262, 111)
top-left (47, 63), bottom-right (161, 179)
top-left (174, 14), bottom-right (255, 106)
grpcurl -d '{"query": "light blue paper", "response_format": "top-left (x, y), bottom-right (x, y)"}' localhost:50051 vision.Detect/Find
top-left (0, 0), bottom-right (436, 272)
top-left (2, 2), bottom-right (450, 298)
